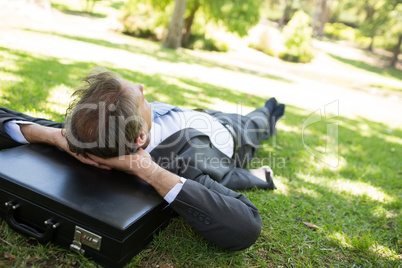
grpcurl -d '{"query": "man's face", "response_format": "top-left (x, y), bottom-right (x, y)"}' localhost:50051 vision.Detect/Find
top-left (123, 80), bottom-right (152, 133)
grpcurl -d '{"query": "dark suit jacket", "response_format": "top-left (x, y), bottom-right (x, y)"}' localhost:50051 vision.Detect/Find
top-left (0, 107), bottom-right (273, 250)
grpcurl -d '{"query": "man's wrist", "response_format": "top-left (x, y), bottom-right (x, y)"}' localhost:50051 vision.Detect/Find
top-left (141, 163), bottom-right (171, 184)
top-left (137, 162), bottom-right (181, 197)
top-left (49, 128), bottom-right (64, 147)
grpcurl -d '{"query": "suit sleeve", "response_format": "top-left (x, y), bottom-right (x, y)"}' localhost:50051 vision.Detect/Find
top-left (0, 108), bottom-right (64, 133)
top-left (0, 108), bottom-right (64, 149)
top-left (151, 131), bottom-right (264, 250)
top-left (168, 165), bottom-right (262, 251)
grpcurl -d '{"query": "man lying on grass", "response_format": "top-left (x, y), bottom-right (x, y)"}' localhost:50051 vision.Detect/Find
top-left (0, 67), bottom-right (285, 250)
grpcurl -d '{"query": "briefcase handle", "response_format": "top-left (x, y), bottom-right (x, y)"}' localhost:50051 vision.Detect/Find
top-left (5, 201), bottom-right (60, 244)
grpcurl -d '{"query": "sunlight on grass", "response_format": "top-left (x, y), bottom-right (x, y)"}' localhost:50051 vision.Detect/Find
top-left (327, 231), bottom-right (400, 261)
top-left (370, 205), bottom-right (392, 218)
top-left (209, 99), bottom-right (245, 113)
top-left (309, 154), bottom-right (347, 171)
top-left (42, 84), bottom-right (73, 115)
top-left (327, 231), bottom-right (352, 249)
top-left (328, 53), bottom-right (402, 82)
top-left (149, 92), bottom-right (172, 104)
top-left (161, 76), bottom-right (202, 93)
top-left (278, 124), bottom-right (300, 133)
top-left (272, 176), bottom-right (290, 196)
top-left (0, 71), bottom-right (21, 105)
top-left (300, 175), bottom-right (394, 203)
top-left (298, 187), bottom-right (322, 199)
top-left (0, 50), bottom-right (20, 68)
top-left (0, 72), bottom-right (22, 82)
top-left (0, 63), bottom-right (20, 74)
top-left (22, 109), bottom-right (53, 120)
top-left (381, 134), bottom-right (402, 146)
top-left (370, 244), bottom-right (400, 261)
top-left (0, 15), bottom-right (401, 266)
top-left (357, 123), bottom-right (373, 137)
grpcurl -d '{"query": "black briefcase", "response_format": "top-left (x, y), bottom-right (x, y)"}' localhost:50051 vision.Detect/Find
top-left (0, 144), bottom-right (174, 267)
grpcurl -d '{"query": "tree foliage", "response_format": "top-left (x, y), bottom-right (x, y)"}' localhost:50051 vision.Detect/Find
top-left (330, 0), bottom-right (401, 63)
top-left (388, 2), bottom-right (402, 67)
top-left (280, 11), bottom-right (314, 63)
top-left (204, 0), bottom-right (261, 36)
top-left (81, 0), bottom-right (102, 13)
top-left (149, 0), bottom-right (261, 36)
top-left (121, 0), bottom-right (401, 65)
top-left (122, 0), bottom-right (261, 48)
top-left (358, 0), bottom-right (394, 50)
top-left (121, 0), bottom-right (170, 39)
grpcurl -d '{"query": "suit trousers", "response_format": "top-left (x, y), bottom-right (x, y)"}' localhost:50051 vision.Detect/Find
top-left (203, 106), bottom-right (271, 168)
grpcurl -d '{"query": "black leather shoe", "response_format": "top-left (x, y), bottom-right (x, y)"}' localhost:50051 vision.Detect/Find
top-left (269, 103), bottom-right (285, 136)
top-left (272, 104), bottom-right (285, 123)
top-left (265, 98), bottom-right (278, 115)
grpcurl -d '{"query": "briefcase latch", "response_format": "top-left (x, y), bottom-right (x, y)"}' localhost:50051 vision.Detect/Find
top-left (70, 226), bottom-right (102, 254)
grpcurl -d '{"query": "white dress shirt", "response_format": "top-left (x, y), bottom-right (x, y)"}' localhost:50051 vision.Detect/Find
top-left (146, 109), bottom-right (234, 158)
top-left (4, 120), bottom-right (36, 144)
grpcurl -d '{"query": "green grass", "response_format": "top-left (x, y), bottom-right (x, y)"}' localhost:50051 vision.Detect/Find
top-left (20, 28), bottom-right (294, 84)
top-left (370, 83), bottom-right (402, 93)
top-left (0, 33), bottom-right (401, 267)
top-left (328, 53), bottom-right (402, 82)
top-left (51, 2), bottom-right (108, 18)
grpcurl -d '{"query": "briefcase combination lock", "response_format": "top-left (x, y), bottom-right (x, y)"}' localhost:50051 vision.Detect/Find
top-left (70, 226), bottom-right (102, 254)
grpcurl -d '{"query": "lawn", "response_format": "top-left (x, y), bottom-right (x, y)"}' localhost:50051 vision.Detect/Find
top-left (0, 9), bottom-right (402, 268)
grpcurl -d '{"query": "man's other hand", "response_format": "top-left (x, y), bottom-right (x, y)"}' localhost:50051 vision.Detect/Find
top-left (88, 149), bottom-right (182, 197)
top-left (87, 148), bottom-right (155, 176)
top-left (54, 129), bottom-right (110, 169)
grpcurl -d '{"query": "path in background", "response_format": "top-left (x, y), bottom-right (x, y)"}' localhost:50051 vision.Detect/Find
top-left (0, 0), bottom-right (401, 127)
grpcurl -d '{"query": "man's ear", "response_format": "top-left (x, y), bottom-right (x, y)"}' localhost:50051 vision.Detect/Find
top-left (135, 131), bottom-right (148, 148)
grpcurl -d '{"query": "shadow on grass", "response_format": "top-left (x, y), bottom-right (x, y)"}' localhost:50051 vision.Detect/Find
top-left (139, 75), bottom-right (268, 109)
top-left (328, 53), bottom-right (402, 81)
top-left (51, 3), bottom-right (107, 18)
top-left (0, 46), bottom-right (401, 266)
top-left (0, 47), bottom-right (269, 121)
top-left (128, 105), bottom-right (402, 266)
top-left (241, 105), bottom-right (402, 266)
top-left (0, 47), bottom-right (98, 121)
top-left (20, 28), bottom-right (294, 84)
top-left (110, 1), bottom-right (126, 10)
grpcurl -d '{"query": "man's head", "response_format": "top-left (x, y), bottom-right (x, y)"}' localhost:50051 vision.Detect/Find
top-left (64, 68), bottom-right (152, 158)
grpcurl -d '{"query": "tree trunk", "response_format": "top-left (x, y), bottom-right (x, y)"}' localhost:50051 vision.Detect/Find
top-left (368, 34), bottom-right (375, 51)
top-left (317, 0), bottom-right (330, 37)
top-left (279, 0), bottom-right (293, 27)
top-left (164, 0), bottom-right (187, 49)
top-left (311, 0), bottom-right (321, 35)
top-left (390, 34), bottom-right (402, 68)
top-left (90, 0), bottom-right (99, 13)
top-left (364, 1), bottom-right (375, 21)
top-left (181, 4), bottom-right (199, 48)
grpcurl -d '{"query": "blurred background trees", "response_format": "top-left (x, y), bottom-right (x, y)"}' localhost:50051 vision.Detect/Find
top-left (279, 11), bottom-right (314, 63)
top-left (51, 0), bottom-right (401, 66)
top-left (164, 0), bottom-right (187, 49)
top-left (82, 0), bottom-right (102, 13)
top-left (121, 0), bottom-right (261, 51)
top-left (259, 0), bottom-right (401, 65)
